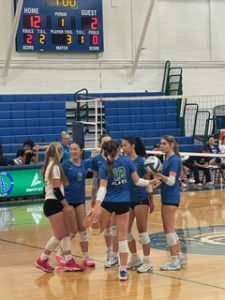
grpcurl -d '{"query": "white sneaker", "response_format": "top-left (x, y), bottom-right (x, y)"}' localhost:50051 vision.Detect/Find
top-left (181, 182), bottom-right (188, 188)
top-left (160, 260), bottom-right (181, 271)
top-left (205, 181), bottom-right (214, 186)
top-left (127, 256), bottom-right (142, 270)
top-left (179, 255), bottom-right (186, 266)
top-left (187, 179), bottom-right (195, 184)
top-left (137, 258), bottom-right (153, 273)
top-left (104, 256), bottom-right (119, 268)
top-left (106, 249), bottom-right (112, 262)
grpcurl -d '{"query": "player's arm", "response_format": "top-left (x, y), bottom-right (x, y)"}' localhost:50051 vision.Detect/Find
top-left (32, 150), bottom-right (39, 164)
top-left (131, 171), bottom-right (153, 187)
top-left (91, 171), bottom-right (98, 208)
top-left (157, 171), bottom-right (176, 186)
top-left (91, 179), bottom-right (107, 221)
top-left (52, 178), bottom-right (69, 208)
top-left (143, 172), bottom-right (155, 212)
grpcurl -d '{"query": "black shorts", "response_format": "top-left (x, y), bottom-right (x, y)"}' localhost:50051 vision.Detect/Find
top-left (162, 202), bottom-right (179, 208)
top-left (101, 202), bottom-right (130, 215)
top-left (68, 202), bottom-right (84, 208)
top-left (130, 199), bottom-right (150, 209)
top-left (43, 199), bottom-right (64, 217)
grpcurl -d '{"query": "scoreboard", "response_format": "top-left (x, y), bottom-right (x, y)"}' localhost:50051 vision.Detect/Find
top-left (15, 0), bottom-right (104, 52)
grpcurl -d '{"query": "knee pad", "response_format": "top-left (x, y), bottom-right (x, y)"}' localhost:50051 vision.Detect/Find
top-left (111, 225), bottom-right (117, 237)
top-left (79, 231), bottom-right (88, 243)
top-left (60, 236), bottom-right (71, 252)
top-left (127, 232), bottom-right (134, 242)
top-left (104, 227), bottom-right (112, 237)
top-left (45, 236), bottom-right (60, 252)
top-left (118, 240), bottom-right (129, 253)
top-left (166, 232), bottom-right (177, 247)
top-left (139, 232), bottom-right (150, 245)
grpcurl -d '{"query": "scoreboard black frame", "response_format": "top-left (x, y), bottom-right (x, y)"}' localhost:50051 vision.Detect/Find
top-left (15, 0), bottom-right (104, 52)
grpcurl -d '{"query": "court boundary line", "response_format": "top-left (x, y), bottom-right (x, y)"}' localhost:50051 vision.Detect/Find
top-left (0, 237), bottom-right (225, 291)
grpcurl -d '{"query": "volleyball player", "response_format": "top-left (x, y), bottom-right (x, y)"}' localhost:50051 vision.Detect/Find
top-left (122, 136), bottom-right (154, 273)
top-left (58, 142), bottom-right (95, 268)
top-left (91, 140), bottom-right (153, 280)
top-left (34, 142), bottom-right (81, 273)
top-left (153, 135), bottom-right (184, 271)
top-left (91, 134), bottom-right (119, 268)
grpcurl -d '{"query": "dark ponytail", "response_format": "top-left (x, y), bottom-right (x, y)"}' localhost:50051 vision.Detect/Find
top-left (134, 137), bottom-right (146, 157)
top-left (103, 140), bottom-right (120, 177)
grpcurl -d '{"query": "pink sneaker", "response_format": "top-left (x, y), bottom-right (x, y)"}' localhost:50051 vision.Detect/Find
top-left (34, 258), bottom-right (55, 273)
top-left (64, 258), bottom-right (84, 272)
top-left (55, 254), bottom-right (66, 267)
top-left (81, 258), bottom-right (95, 268)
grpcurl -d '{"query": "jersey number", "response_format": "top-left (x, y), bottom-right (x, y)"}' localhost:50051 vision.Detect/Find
top-left (113, 167), bottom-right (126, 182)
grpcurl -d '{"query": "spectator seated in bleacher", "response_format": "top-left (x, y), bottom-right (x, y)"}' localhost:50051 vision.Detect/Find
top-left (183, 154), bottom-right (213, 186)
top-left (219, 135), bottom-right (225, 154)
top-left (204, 136), bottom-right (221, 166)
top-left (17, 139), bottom-right (39, 165)
top-left (9, 150), bottom-right (25, 165)
top-left (60, 131), bottom-right (71, 162)
top-left (219, 136), bottom-right (225, 166)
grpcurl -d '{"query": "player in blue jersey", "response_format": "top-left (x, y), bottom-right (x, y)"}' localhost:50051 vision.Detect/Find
top-left (56, 142), bottom-right (95, 268)
top-left (91, 140), bottom-right (153, 281)
top-left (153, 135), bottom-right (184, 271)
top-left (122, 136), bottom-right (154, 273)
top-left (91, 134), bottom-right (119, 268)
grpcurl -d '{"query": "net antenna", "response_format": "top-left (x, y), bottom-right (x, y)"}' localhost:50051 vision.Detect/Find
top-left (2, 0), bottom-right (24, 83)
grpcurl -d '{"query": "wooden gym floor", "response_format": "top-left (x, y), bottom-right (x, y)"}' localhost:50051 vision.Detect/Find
top-left (0, 187), bottom-right (225, 300)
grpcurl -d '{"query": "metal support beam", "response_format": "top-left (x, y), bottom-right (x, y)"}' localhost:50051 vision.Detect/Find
top-left (129, 0), bottom-right (156, 80)
top-left (2, 0), bottom-right (24, 81)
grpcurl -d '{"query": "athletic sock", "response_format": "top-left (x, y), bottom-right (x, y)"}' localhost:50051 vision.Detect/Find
top-left (120, 265), bottom-right (127, 272)
top-left (40, 253), bottom-right (49, 261)
top-left (82, 252), bottom-right (88, 259)
top-left (64, 254), bottom-right (73, 262)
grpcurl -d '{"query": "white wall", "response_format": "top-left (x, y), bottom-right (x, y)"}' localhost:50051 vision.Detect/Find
top-left (1, 0), bottom-right (225, 95)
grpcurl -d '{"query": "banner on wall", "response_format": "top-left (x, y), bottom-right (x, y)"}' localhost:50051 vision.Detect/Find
top-left (0, 166), bottom-right (44, 198)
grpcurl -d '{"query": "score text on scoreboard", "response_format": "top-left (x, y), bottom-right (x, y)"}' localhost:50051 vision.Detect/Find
top-left (15, 0), bottom-right (104, 52)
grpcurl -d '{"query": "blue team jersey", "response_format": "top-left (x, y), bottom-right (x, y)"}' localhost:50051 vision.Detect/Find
top-left (98, 155), bottom-right (136, 203)
top-left (160, 154), bottom-right (181, 204)
top-left (130, 156), bottom-right (148, 202)
top-left (91, 153), bottom-right (105, 173)
top-left (62, 159), bottom-right (87, 204)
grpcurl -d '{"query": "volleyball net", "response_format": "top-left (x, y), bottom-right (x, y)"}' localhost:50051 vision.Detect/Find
top-left (76, 93), bottom-right (225, 150)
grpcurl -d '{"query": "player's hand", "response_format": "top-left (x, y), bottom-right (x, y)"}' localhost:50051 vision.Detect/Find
top-left (151, 179), bottom-right (161, 189)
top-left (91, 202), bottom-right (101, 223)
top-left (83, 212), bottom-right (93, 228)
top-left (62, 204), bottom-right (73, 214)
top-left (149, 199), bottom-right (154, 214)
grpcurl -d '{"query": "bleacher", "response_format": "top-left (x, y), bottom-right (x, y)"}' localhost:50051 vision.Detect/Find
top-left (104, 98), bottom-right (203, 152)
top-left (0, 94), bottom-right (71, 162)
top-left (0, 92), bottom-right (203, 163)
